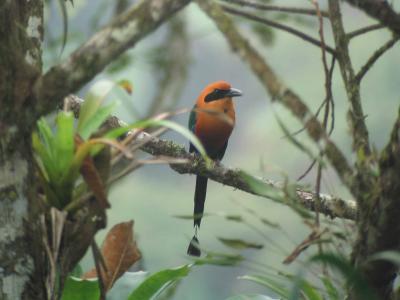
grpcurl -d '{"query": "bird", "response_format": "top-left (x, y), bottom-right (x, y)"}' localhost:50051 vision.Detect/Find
top-left (187, 80), bottom-right (242, 256)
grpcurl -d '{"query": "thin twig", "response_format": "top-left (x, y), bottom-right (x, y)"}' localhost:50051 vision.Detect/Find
top-left (329, 0), bottom-right (371, 157)
top-left (283, 227), bottom-right (328, 264)
top-left (221, 0), bottom-right (329, 17)
top-left (328, 57), bottom-right (336, 136)
top-left (355, 36), bottom-right (399, 83)
top-left (92, 241), bottom-right (107, 300)
top-left (343, 0), bottom-right (400, 37)
top-left (297, 159), bottom-right (317, 181)
top-left (296, 56), bottom-right (336, 183)
top-left (312, 0), bottom-right (332, 226)
top-left (347, 24), bottom-right (385, 39)
top-left (283, 98), bottom-right (328, 140)
top-left (311, 0), bottom-right (333, 277)
top-left (221, 4), bottom-right (337, 56)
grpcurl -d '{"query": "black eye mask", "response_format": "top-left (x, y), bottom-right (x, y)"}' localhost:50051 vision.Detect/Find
top-left (204, 88), bottom-right (242, 102)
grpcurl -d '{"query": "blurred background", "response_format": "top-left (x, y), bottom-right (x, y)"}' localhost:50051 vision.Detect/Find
top-left (43, 0), bottom-right (399, 299)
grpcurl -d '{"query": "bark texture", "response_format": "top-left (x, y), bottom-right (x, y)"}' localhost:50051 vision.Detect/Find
top-left (0, 1), bottom-right (44, 299)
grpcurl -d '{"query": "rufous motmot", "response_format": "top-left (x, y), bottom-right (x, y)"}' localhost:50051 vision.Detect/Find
top-left (187, 80), bottom-right (242, 256)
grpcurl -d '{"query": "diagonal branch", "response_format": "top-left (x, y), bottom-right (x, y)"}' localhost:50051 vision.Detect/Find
top-left (328, 0), bottom-right (371, 157)
top-left (195, 0), bottom-right (355, 192)
top-left (33, 0), bottom-right (191, 117)
top-left (221, 0), bottom-right (329, 18)
top-left (344, 0), bottom-right (400, 36)
top-left (347, 24), bottom-right (385, 39)
top-left (221, 4), bottom-right (337, 56)
top-left (64, 95), bottom-right (357, 221)
top-left (355, 35), bottom-right (399, 83)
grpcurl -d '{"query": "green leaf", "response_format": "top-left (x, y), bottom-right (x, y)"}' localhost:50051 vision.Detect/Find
top-left (173, 213), bottom-right (212, 220)
top-left (127, 265), bottom-right (191, 300)
top-left (238, 275), bottom-right (289, 299)
top-left (32, 131), bottom-right (52, 180)
top-left (194, 252), bottom-right (244, 266)
top-left (260, 218), bottom-right (280, 228)
top-left (310, 253), bottom-right (378, 300)
top-left (321, 276), bottom-right (340, 300)
top-left (77, 80), bottom-right (115, 137)
top-left (218, 237), bottom-right (263, 250)
top-left (33, 113), bottom-right (76, 208)
top-left (63, 139), bottom-right (97, 185)
top-left (78, 102), bottom-right (117, 140)
top-left (61, 276), bottom-right (99, 300)
top-left (37, 117), bottom-right (55, 157)
top-left (105, 119), bottom-right (210, 165)
top-left (241, 170), bottom-right (312, 219)
top-left (240, 171), bottom-right (285, 202)
top-left (173, 212), bottom-right (242, 222)
top-left (225, 294), bottom-right (279, 300)
top-left (225, 215), bottom-right (244, 222)
top-left (54, 112), bottom-right (74, 175)
top-left (297, 279), bottom-right (323, 300)
top-left (35, 117), bottom-right (63, 184)
top-left (108, 271), bottom-right (148, 300)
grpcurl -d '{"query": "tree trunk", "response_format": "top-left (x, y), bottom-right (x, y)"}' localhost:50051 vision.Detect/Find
top-left (0, 1), bottom-right (45, 299)
top-left (350, 116), bottom-right (400, 300)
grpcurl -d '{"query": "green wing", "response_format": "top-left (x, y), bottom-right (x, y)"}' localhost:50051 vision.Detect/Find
top-left (188, 104), bottom-right (197, 133)
top-left (188, 105), bottom-right (197, 153)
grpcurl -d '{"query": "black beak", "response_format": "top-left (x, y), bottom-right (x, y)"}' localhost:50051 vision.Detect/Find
top-left (226, 88), bottom-right (242, 98)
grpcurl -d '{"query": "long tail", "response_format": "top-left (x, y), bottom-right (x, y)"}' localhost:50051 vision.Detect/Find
top-left (187, 175), bottom-right (208, 256)
top-left (193, 175), bottom-right (208, 228)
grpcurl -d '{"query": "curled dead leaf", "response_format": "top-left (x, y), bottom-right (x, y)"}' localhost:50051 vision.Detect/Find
top-left (82, 220), bottom-right (141, 291)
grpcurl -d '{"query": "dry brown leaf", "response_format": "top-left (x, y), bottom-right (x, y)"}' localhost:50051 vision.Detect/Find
top-left (74, 134), bottom-right (111, 210)
top-left (80, 153), bottom-right (110, 209)
top-left (82, 220), bottom-right (141, 291)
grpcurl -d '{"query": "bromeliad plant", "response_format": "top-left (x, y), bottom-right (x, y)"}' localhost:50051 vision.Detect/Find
top-left (32, 80), bottom-right (208, 213)
top-left (32, 87), bottom-right (118, 211)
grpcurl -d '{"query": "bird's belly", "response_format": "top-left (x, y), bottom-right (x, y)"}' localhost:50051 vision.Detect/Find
top-left (195, 114), bottom-right (234, 155)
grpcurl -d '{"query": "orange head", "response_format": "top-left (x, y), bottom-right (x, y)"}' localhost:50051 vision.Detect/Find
top-left (197, 81), bottom-right (242, 105)
top-left (193, 81), bottom-right (242, 153)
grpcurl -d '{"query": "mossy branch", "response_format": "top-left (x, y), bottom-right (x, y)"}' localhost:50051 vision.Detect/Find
top-left (65, 95), bottom-right (357, 221)
top-left (328, 0), bottom-right (371, 159)
top-left (33, 0), bottom-right (191, 117)
top-left (343, 0), bottom-right (400, 36)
